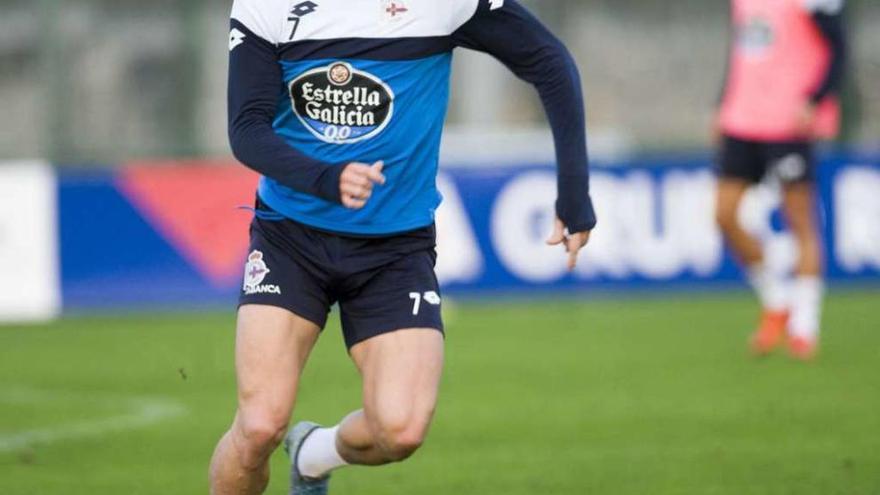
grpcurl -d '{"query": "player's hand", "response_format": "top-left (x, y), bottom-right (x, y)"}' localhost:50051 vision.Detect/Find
top-left (796, 102), bottom-right (817, 138)
top-left (340, 161), bottom-right (385, 209)
top-left (546, 218), bottom-right (591, 271)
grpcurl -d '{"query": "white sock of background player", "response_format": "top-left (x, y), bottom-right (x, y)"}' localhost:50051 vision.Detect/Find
top-left (747, 263), bottom-right (790, 313)
top-left (788, 276), bottom-right (823, 341)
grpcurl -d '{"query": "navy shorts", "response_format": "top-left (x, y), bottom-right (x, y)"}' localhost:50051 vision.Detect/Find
top-left (718, 135), bottom-right (815, 184)
top-left (238, 199), bottom-right (443, 350)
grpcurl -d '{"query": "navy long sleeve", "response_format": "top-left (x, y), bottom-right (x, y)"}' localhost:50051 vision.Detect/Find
top-left (809, 10), bottom-right (846, 103)
top-left (453, 0), bottom-right (596, 233)
top-left (228, 21), bottom-right (344, 203)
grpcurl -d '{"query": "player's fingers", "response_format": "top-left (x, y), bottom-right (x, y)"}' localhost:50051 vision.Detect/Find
top-left (355, 186), bottom-right (372, 200)
top-left (546, 219), bottom-right (567, 246)
top-left (573, 230), bottom-right (591, 248)
top-left (343, 162), bottom-right (371, 176)
top-left (341, 183), bottom-right (372, 200)
top-left (566, 236), bottom-right (581, 269)
top-left (565, 232), bottom-right (590, 271)
top-left (346, 177), bottom-right (373, 194)
top-left (567, 248), bottom-right (579, 271)
top-left (342, 194), bottom-right (367, 209)
top-left (345, 174), bottom-right (372, 189)
top-left (367, 161), bottom-right (386, 185)
top-left (340, 164), bottom-right (370, 189)
top-left (340, 183), bottom-right (358, 197)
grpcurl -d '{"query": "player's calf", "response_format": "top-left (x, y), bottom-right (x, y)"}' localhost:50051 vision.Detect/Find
top-left (714, 200), bottom-right (739, 234)
top-left (715, 179), bottom-right (764, 266)
top-left (210, 412), bottom-right (289, 495)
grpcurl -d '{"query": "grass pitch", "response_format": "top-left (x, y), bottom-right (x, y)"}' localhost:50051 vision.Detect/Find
top-left (1, 290), bottom-right (879, 495)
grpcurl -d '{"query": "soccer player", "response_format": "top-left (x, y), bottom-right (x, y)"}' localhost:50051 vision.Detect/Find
top-left (715, 0), bottom-right (846, 360)
top-left (210, 1), bottom-right (596, 494)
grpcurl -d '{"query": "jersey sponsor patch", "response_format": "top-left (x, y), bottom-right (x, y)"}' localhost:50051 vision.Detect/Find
top-left (288, 62), bottom-right (395, 144)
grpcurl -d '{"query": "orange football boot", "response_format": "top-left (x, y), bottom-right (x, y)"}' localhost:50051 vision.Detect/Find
top-left (787, 336), bottom-right (818, 361)
top-left (749, 310), bottom-right (789, 355)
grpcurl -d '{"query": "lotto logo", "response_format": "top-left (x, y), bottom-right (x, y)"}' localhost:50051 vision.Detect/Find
top-left (287, 1), bottom-right (319, 40)
top-left (228, 28), bottom-right (246, 52)
top-left (290, 0), bottom-right (318, 17)
top-left (409, 291), bottom-right (441, 315)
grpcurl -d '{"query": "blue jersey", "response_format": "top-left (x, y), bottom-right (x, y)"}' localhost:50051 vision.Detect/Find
top-left (229, 0), bottom-right (596, 235)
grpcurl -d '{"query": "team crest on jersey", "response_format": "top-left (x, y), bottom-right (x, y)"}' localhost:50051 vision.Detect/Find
top-left (243, 250), bottom-right (281, 295)
top-left (382, 0), bottom-right (409, 21)
top-left (289, 62), bottom-right (395, 144)
top-left (737, 17), bottom-right (774, 55)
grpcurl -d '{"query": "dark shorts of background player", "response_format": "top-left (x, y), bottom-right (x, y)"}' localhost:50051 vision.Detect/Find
top-left (239, 197), bottom-right (444, 350)
top-left (717, 134), bottom-right (816, 185)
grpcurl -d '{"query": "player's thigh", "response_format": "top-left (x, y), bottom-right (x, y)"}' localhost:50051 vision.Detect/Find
top-left (715, 177), bottom-right (750, 225)
top-left (351, 328), bottom-right (444, 434)
top-left (717, 134), bottom-right (763, 185)
top-left (771, 142), bottom-right (818, 238)
top-left (234, 305), bottom-right (321, 434)
top-left (235, 211), bottom-right (335, 416)
top-left (340, 249), bottom-right (445, 428)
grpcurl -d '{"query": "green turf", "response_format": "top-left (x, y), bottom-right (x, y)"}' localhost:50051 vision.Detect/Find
top-left (1, 290), bottom-right (879, 495)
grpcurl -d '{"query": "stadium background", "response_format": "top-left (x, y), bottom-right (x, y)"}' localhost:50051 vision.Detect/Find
top-left (1, 1), bottom-right (878, 494)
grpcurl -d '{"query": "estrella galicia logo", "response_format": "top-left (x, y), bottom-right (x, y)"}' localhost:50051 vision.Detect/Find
top-left (289, 62), bottom-right (395, 144)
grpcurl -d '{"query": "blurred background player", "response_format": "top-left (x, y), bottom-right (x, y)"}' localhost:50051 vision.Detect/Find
top-left (715, 0), bottom-right (847, 359)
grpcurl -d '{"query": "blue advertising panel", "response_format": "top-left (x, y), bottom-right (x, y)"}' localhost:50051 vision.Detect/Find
top-left (56, 152), bottom-right (880, 310)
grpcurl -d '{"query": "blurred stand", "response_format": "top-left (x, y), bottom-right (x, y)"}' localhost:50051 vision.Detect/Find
top-left (0, 1), bottom-right (878, 323)
top-left (0, 0), bottom-right (878, 164)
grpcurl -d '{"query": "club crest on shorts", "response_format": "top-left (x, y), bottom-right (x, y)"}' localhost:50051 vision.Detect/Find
top-left (243, 250), bottom-right (281, 295)
top-left (289, 62), bottom-right (394, 144)
top-left (773, 153), bottom-right (807, 182)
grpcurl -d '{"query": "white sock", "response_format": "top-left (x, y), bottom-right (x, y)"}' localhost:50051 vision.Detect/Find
top-left (297, 426), bottom-right (348, 479)
top-left (747, 264), bottom-right (790, 312)
top-left (789, 276), bottom-right (824, 340)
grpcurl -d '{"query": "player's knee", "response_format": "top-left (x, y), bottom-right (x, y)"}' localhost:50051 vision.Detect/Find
top-left (234, 413), bottom-right (288, 466)
top-left (380, 428), bottom-right (425, 462)
top-left (374, 415), bottom-right (430, 462)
